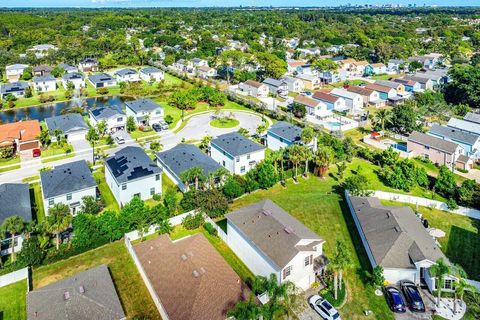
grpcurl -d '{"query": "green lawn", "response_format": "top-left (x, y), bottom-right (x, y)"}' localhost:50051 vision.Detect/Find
top-left (10, 82), bottom-right (68, 109)
top-left (41, 143), bottom-right (74, 158)
top-left (0, 156), bottom-right (21, 167)
top-left (41, 152), bottom-right (76, 163)
top-left (31, 182), bottom-right (46, 222)
top-left (0, 280), bottom-right (27, 320)
top-left (209, 118), bottom-right (240, 128)
top-left (93, 170), bottom-right (120, 212)
top-left (0, 164), bottom-right (21, 172)
top-left (32, 241), bottom-right (160, 320)
top-left (381, 200), bottom-right (480, 281)
top-left (230, 176), bottom-right (393, 319)
top-left (129, 129), bottom-right (159, 140)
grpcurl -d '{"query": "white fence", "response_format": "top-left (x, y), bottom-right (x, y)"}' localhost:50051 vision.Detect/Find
top-left (0, 267), bottom-right (28, 288)
top-left (372, 190), bottom-right (480, 220)
top-left (205, 216), bottom-right (228, 242)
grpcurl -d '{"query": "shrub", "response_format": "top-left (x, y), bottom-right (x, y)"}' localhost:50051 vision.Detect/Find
top-left (105, 135), bottom-right (114, 145)
top-left (223, 176), bottom-right (246, 199)
top-left (39, 95), bottom-right (55, 103)
top-left (182, 213), bottom-right (205, 230)
top-left (203, 222), bottom-right (217, 236)
top-left (152, 193), bottom-right (162, 201)
top-left (96, 87), bottom-right (109, 95)
top-left (180, 190), bottom-right (197, 212)
top-left (164, 114), bottom-right (174, 124)
top-left (446, 198), bottom-right (458, 210)
top-left (17, 236), bottom-right (45, 267)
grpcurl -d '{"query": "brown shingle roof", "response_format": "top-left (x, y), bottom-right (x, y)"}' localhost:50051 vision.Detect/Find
top-left (287, 60), bottom-right (307, 68)
top-left (294, 95), bottom-right (322, 108)
top-left (365, 83), bottom-right (393, 93)
top-left (244, 80), bottom-right (264, 88)
top-left (312, 91), bottom-right (339, 103)
top-left (0, 120), bottom-right (40, 147)
top-left (134, 233), bottom-right (250, 320)
top-left (346, 86), bottom-right (375, 96)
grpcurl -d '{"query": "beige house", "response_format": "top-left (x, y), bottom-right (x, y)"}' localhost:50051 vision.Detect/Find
top-left (346, 86), bottom-right (385, 107)
top-left (295, 74), bottom-right (321, 91)
top-left (238, 80), bottom-right (269, 97)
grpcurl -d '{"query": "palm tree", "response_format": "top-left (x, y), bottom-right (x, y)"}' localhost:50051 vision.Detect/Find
top-left (454, 278), bottom-right (477, 314)
top-left (314, 146), bottom-right (334, 178)
top-left (227, 296), bottom-right (262, 320)
top-left (302, 146), bottom-right (313, 178)
top-left (1, 216), bottom-right (25, 262)
top-left (300, 127), bottom-right (315, 148)
top-left (374, 109), bottom-right (392, 134)
top-left (143, 113), bottom-right (151, 126)
top-left (214, 167), bottom-right (229, 186)
top-left (52, 128), bottom-right (64, 145)
top-left (268, 149), bottom-right (285, 175)
top-left (199, 135), bottom-right (212, 153)
top-left (287, 144), bottom-right (303, 180)
top-left (334, 240), bottom-right (352, 293)
top-left (180, 167), bottom-right (205, 191)
top-left (430, 258), bottom-right (450, 307)
top-left (96, 120), bottom-right (107, 137)
top-left (46, 203), bottom-right (72, 250)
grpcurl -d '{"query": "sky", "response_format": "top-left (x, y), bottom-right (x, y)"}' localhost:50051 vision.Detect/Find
top-left (1, 0), bottom-right (480, 8)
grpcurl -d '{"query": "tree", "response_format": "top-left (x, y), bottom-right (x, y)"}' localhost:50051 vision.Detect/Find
top-left (163, 188), bottom-right (178, 216)
top-left (374, 109), bottom-right (391, 133)
top-left (287, 144), bottom-right (303, 179)
top-left (24, 85), bottom-right (33, 98)
top-left (254, 161), bottom-right (278, 189)
top-left (388, 103), bottom-right (421, 135)
top-left (126, 116), bottom-right (136, 133)
top-left (313, 58), bottom-right (338, 72)
top-left (292, 103), bottom-right (306, 118)
top-left (17, 236), bottom-right (45, 266)
top-left (80, 195), bottom-right (102, 214)
top-left (314, 146), bottom-right (334, 178)
top-left (150, 141), bottom-right (163, 152)
top-left (336, 162), bottom-right (347, 180)
top-left (256, 52), bottom-right (287, 79)
top-left (409, 60), bottom-right (423, 72)
top-left (199, 135), bottom-right (212, 152)
top-left (445, 64), bottom-right (480, 107)
top-left (52, 128), bottom-right (64, 145)
top-left (344, 174), bottom-right (371, 196)
top-left (96, 120), bottom-right (107, 137)
top-left (1, 215), bottom-right (25, 262)
top-left (372, 265), bottom-right (385, 287)
top-left (46, 203), bottom-right (72, 250)
top-left (169, 90), bottom-right (197, 121)
top-left (38, 129), bottom-right (51, 146)
top-left (435, 165), bottom-right (457, 197)
top-left (429, 258), bottom-right (450, 307)
top-left (195, 188), bottom-right (229, 218)
top-left (227, 296), bottom-right (262, 320)
top-left (223, 176), bottom-right (245, 199)
top-left (454, 278), bottom-right (477, 314)
top-left (378, 147), bottom-right (400, 167)
top-left (330, 240), bottom-right (352, 299)
top-left (180, 166), bottom-right (205, 191)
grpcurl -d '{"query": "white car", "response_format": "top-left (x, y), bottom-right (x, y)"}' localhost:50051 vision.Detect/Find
top-left (308, 295), bottom-right (341, 320)
top-left (115, 136), bottom-right (125, 144)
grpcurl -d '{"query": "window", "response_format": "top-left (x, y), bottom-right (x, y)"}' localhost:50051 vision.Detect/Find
top-left (66, 193), bottom-right (72, 201)
top-left (222, 160), bottom-right (226, 167)
top-left (283, 266), bottom-right (292, 279)
top-left (156, 110), bottom-right (161, 115)
top-left (117, 117), bottom-right (123, 122)
top-left (236, 157), bottom-right (240, 163)
top-left (134, 193), bottom-right (141, 198)
top-left (155, 174), bottom-right (160, 181)
top-left (48, 198), bottom-right (54, 206)
top-left (150, 188), bottom-right (155, 196)
top-left (305, 255), bottom-right (313, 266)
top-left (444, 279), bottom-right (453, 290)
top-left (247, 154), bottom-right (251, 160)
top-left (122, 184), bottom-right (127, 190)
top-left (240, 166), bottom-right (246, 173)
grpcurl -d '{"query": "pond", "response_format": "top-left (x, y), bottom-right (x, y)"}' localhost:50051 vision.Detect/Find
top-left (0, 96), bottom-right (132, 123)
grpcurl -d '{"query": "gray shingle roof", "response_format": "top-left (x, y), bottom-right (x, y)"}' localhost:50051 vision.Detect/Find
top-left (88, 73), bottom-right (114, 84)
top-left (347, 196), bottom-right (446, 268)
top-left (45, 113), bottom-right (89, 135)
top-left (448, 118), bottom-right (480, 135)
top-left (58, 63), bottom-right (77, 72)
top-left (408, 131), bottom-right (459, 154)
top-left (27, 264), bottom-right (126, 320)
top-left (33, 75), bottom-right (56, 83)
top-left (125, 99), bottom-right (162, 114)
top-left (115, 68), bottom-right (137, 77)
top-left (464, 112), bottom-right (480, 125)
top-left (374, 80), bottom-right (402, 89)
top-left (0, 183), bottom-right (31, 226)
top-left (140, 67), bottom-right (162, 75)
top-left (428, 124), bottom-right (480, 146)
top-left (90, 105), bottom-right (125, 121)
top-left (40, 160), bottom-right (97, 198)
top-left (268, 121), bottom-right (302, 144)
top-left (156, 144), bottom-right (222, 180)
top-left (211, 132), bottom-right (264, 157)
top-left (63, 72), bottom-right (84, 81)
top-left (105, 146), bottom-right (161, 183)
top-left (263, 78), bottom-right (285, 88)
top-left (226, 200), bottom-right (322, 269)
top-left (0, 81), bottom-right (28, 94)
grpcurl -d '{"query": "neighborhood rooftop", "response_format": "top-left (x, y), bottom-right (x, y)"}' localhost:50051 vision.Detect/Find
top-left (0, 81), bottom-right (28, 94)
top-left (463, 112), bottom-right (480, 125)
top-left (211, 132), bottom-right (264, 157)
top-left (90, 105), bottom-right (125, 120)
top-left (106, 146), bottom-right (161, 183)
top-left (0, 183), bottom-right (31, 226)
top-left (428, 124), bottom-right (480, 145)
top-left (268, 121), bottom-right (302, 143)
top-left (40, 160), bottom-right (97, 199)
top-left (408, 131), bottom-right (460, 154)
top-left (125, 98), bottom-right (162, 113)
top-left (45, 113), bottom-right (89, 134)
top-left (115, 68), bottom-right (137, 76)
top-left (33, 74), bottom-right (56, 82)
top-left (62, 72), bottom-right (84, 81)
top-left (88, 73), bottom-right (114, 83)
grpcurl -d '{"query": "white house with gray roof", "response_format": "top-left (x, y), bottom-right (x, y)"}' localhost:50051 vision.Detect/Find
top-left (45, 113), bottom-right (89, 142)
top-left (27, 264), bottom-right (126, 320)
top-left (5, 64), bottom-right (29, 82)
top-left (210, 132), bottom-right (265, 175)
top-left (156, 144), bottom-right (222, 192)
top-left (89, 105), bottom-right (126, 132)
top-left (428, 124), bottom-right (480, 159)
top-left (447, 117), bottom-right (480, 136)
top-left (105, 146), bottom-right (162, 206)
top-left (88, 73), bottom-right (116, 88)
top-left (115, 68), bottom-right (140, 83)
top-left (267, 121), bottom-right (314, 151)
top-left (225, 200), bottom-right (326, 290)
top-left (33, 75), bottom-right (56, 93)
top-left (62, 72), bottom-right (85, 89)
top-left (40, 160), bottom-right (97, 215)
top-left (139, 67), bottom-right (164, 82)
top-left (125, 98), bottom-right (164, 125)
top-left (0, 81), bottom-right (29, 99)
top-left (346, 194), bottom-right (457, 293)
top-left (262, 78), bottom-right (288, 96)
top-left (463, 112), bottom-right (480, 125)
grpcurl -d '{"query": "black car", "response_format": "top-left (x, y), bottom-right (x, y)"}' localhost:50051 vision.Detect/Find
top-left (400, 280), bottom-right (426, 312)
top-left (384, 286), bottom-right (406, 313)
top-left (152, 123), bottom-right (162, 132)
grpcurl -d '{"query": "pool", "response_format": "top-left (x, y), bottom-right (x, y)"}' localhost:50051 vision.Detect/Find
top-left (391, 143), bottom-right (407, 152)
top-left (324, 121), bottom-right (342, 131)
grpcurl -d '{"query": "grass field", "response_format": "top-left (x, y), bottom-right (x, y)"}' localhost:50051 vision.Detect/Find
top-left (0, 156), bottom-right (21, 167)
top-left (209, 118), bottom-right (240, 128)
top-left (31, 182), bottom-right (46, 222)
top-left (32, 240), bottom-right (160, 320)
top-left (0, 280), bottom-right (27, 320)
top-left (93, 170), bottom-right (120, 212)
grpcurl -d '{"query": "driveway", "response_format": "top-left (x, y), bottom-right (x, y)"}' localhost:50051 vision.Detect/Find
top-left (394, 287), bottom-right (436, 320)
top-left (70, 137), bottom-right (91, 153)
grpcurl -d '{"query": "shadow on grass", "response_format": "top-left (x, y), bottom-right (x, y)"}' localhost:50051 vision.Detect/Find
top-left (446, 223), bottom-right (480, 280)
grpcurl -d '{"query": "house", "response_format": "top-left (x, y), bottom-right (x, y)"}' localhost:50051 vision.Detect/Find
top-left (318, 70), bottom-right (347, 84)
top-left (463, 112), bottom-right (480, 125)
top-left (5, 64), bottom-right (28, 82)
top-left (132, 233), bottom-right (250, 320)
top-left (414, 69), bottom-right (449, 88)
top-left (115, 68), bottom-right (140, 83)
top-left (0, 81), bottom-right (29, 99)
top-left (346, 195), bottom-right (457, 293)
top-left (139, 67), bottom-right (164, 82)
top-left (428, 124), bottom-right (480, 159)
top-left (365, 83), bottom-right (397, 100)
top-left (33, 75), bottom-right (56, 93)
top-left (408, 53), bottom-right (443, 70)
top-left (45, 114), bottom-right (89, 142)
top-left (351, 60), bottom-right (369, 76)
top-left (402, 75), bottom-right (434, 91)
top-left (267, 121), bottom-right (314, 151)
top-left (0, 183), bottom-right (31, 256)
top-left (407, 131), bottom-right (466, 170)
top-left (312, 91), bottom-right (347, 112)
top-left (125, 99), bottom-right (164, 125)
top-left (40, 160), bottom-right (97, 215)
top-left (210, 132), bottom-right (265, 175)
top-left (27, 265), bottom-right (126, 320)
top-left (156, 144), bottom-right (222, 192)
top-left (447, 117), bottom-right (480, 135)
top-left (387, 59), bottom-right (405, 73)
top-left (337, 58), bottom-right (356, 71)
top-left (191, 58), bottom-right (208, 68)
top-left (287, 60), bottom-right (308, 74)
top-left (294, 95), bottom-right (331, 118)
top-left (295, 73), bottom-right (321, 90)
top-left (375, 80), bottom-right (405, 94)
top-left (33, 65), bottom-right (53, 77)
top-left (57, 63), bottom-right (78, 74)
top-left (78, 58), bottom-right (99, 72)
top-left (88, 73), bottom-right (116, 88)
top-left (330, 88), bottom-right (363, 113)
top-left (365, 63), bottom-right (387, 76)
top-left (105, 146), bottom-right (162, 206)
top-left (62, 72), bottom-right (85, 89)
top-left (346, 86), bottom-right (384, 107)
top-left (89, 105), bottom-right (126, 132)
top-left (225, 200), bottom-right (326, 290)
top-left (196, 65), bottom-right (217, 79)
top-left (173, 59), bottom-right (191, 72)
top-left (238, 80), bottom-right (269, 98)
top-left (282, 76), bottom-right (304, 92)
top-left (0, 120), bottom-right (41, 152)
top-left (393, 78), bottom-right (422, 92)
top-left (27, 44), bottom-right (57, 58)
top-left (262, 78), bottom-right (288, 96)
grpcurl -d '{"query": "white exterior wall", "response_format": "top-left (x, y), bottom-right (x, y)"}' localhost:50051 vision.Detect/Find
top-left (105, 165), bottom-right (162, 206)
top-left (117, 73), bottom-right (140, 83)
top-left (387, 89), bottom-right (398, 99)
top-left (211, 145), bottom-right (265, 175)
top-left (281, 248), bottom-right (322, 290)
top-left (267, 133), bottom-right (290, 151)
top-left (43, 186), bottom-right (96, 216)
top-left (1, 235), bottom-right (24, 257)
top-left (384, 268), bottom-right (418, 285)
top-left (140, 72), bottom-right (164, 82)
top-left (90, 115), bottom-right (126, 132)
top-left (126, 107), bottom-right (164, 125)
top-left (34, 80), bottom-right (56, 93)
top-left (62, 78), bottom-right (84, 89)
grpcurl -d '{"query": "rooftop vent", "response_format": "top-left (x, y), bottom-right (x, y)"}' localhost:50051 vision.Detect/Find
top-left (181, 254), bottom-right (187, 261)
top-left (79, 286), bottom-right (85, 294)
top-left (386, 212), bottom-right (391, 218)
top-left (284, 226), bottom-right (294, 234)
top-left (63, 291), bottom-right (70, 300)
top-left (394, 226), bottom-right (401, 233)
top-left (193, 270), bottom-right (200, 278)
top-left (200, 267), bottom-right (206, 274)
top-left (262, 209), bottom-right (272, 216)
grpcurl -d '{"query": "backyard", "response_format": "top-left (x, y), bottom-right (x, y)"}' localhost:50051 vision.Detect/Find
top-left (93, 169), bottom-right (121, 212)
top-left (0, 280), bottom-right (27, 320)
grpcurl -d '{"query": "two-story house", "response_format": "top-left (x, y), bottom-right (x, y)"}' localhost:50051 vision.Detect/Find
top-left (115, 68), bottom-right (140, 83)
top-left (89, 105), bottom-right (126, 133)
top-left (210, 132), bottom-right (265, 175)
top-left (312, 91), bottom-right (347, 113)
top-left (6, 64), bottom-right (29, 83)
top-left (428, 124), bottom-right (480, 159)
top-left (330, 88), bottom-right (363, 113)
top-left (0, 81), bottom-right (29, 99)
top-left (62, 72), bottom-right (85, 89)
top-left (33, 75), bottom-right (56, 93)
top-left (282, 76), bottom-right (304, 93)
top-left (139, 67), bottom-right (164, 82)
top-left (346, 86), bottom-right (384, 107)
top-left (125, 99), bottom-right (164, 126)
top-left (267, 121), bottom-right (313, 151)
top-left (238, 80), bottom-right (269, 98)
top-left (78, 58), bottom-right (99, 72)
top-left (262, 78), bottom-right (289, 96)
top-left (88, 73), bottom-right (117, 88)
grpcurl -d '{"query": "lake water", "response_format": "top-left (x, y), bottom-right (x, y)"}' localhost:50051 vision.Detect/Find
top-left (0, 96), bottom-right (131, 123)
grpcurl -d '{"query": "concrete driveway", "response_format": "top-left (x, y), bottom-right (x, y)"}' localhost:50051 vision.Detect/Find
top-left (70, 137), bottom-right (91, 153)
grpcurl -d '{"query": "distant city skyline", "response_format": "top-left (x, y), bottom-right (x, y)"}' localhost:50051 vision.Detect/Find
top-left (2, 0), bottom-right (480, 8)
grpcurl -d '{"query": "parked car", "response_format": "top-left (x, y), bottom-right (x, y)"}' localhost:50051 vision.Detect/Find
top-left (32, 148), bottom-right (41, 157)
top-left (159, 121), bottom-right (169, 130)
top-left (400, 280), bottom-right (425, 313)
top-left (384, 286), bottom-right (406, 313)
top-left (152, 123), bottom-right (162, 132)
top-left (308, 295), bottom-right (341, 320)
top-left (115, 136), bottom-right (125, 144)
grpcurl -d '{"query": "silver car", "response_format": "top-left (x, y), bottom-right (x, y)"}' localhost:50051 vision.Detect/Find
top-left (308, 295), bottom-right (341, 320)
top-left (115, 136), bottom-right (125, 144)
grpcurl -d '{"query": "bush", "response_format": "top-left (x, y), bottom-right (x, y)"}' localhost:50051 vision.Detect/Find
top-left (182, 213), bottom-right (205, 230)
top-left (180, 190), bottom-right (197, 212)
top-left (152, 193), bottom-right (162, 201)
top-left (223, 176), bottom-right (246, 199)
top-left (39, 95), bottom-right (55, 103)
top-left (17, 236), bottom-right (45, 267)
top-left (105, 135), bottom-right (114, 145)
top-left (96, 87), bottom-right (109, 95)
top-left (446, 198), bottom-right (458, 210)
top-left (203, 222), bottom-right (217, 236)
top-left (164, 114), bottom-right (174, 124)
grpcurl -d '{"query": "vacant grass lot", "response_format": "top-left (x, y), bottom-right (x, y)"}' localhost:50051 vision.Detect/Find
top-left (32, 240), bottom-right (160, 320)
top-left (0, 280), bottom-right (27, 320)
top-left (230, 175), bottom-right (394, 319)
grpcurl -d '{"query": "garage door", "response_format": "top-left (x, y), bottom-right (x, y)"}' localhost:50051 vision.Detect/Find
top-left (19, 140), bottom-right (39, 151)
top-left (67, 131), bottom-right (87, 142)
